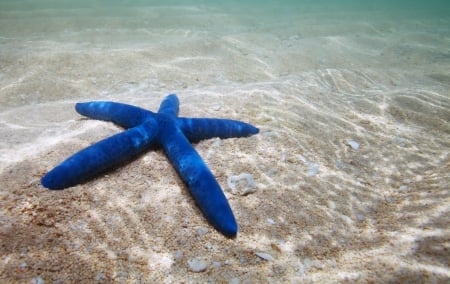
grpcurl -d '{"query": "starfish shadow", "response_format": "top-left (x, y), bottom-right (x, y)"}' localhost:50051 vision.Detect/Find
top-left (41, 94), bottom-right (259, 237)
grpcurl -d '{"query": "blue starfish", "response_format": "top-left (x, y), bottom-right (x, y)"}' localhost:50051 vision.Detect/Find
top-left (41, 94), bottom-right (259, 237)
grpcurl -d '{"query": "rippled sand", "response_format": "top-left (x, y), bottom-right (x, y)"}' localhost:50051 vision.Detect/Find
top-left (1, 2), bottom-right (449, 283)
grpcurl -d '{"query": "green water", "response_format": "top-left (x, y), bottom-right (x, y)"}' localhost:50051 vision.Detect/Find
top-left (0, 1), bottom-right (449, 283)
top-left (1, 0), bottom-right (449, 13)
top-left (1, 0), bottom-right (448, 43)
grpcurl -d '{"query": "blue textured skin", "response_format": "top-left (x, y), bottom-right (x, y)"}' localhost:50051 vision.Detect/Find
top-left (41, 94), bottom-right (258, 237)
top-left (178, 118), bottom-right (258, 142)
top-left (75, 102), bottom-right (151, 128)
top-left (41, 120), bottom-right (158, 189)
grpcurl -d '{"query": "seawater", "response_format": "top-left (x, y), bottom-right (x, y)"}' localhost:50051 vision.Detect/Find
top-left (0, 1), bottom-right (449, 282)
top-left (1, 1), bottom-right (449, 185)
top-left (1, 0), bottom-right (449, 104)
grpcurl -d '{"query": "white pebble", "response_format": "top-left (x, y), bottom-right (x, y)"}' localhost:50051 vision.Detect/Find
top-left (212, 261), bottom-right (222, 268)
top-left (94, 273), bottom-right (106, 281)
top-left (30, 276), bottom-right (44, 284)
top-left (267, 218), bottom-right (276, 225)
top-left (205, 242), bottom-right (218, 251)
top-left (306, 163), bottom-right (319, 176)
top-left (347, 140), bottom-right (360, 150)
top-left (173, 250), bottom-right (183, 260)
top-left (311, 260), bottom-right (324, 269)
top-left (355, 213), bottom-right (365, 221)
top-left (304, 258), bottom-right (312, 269)
top-left (255, 252), bottom-right (274, 261)
top-left (398, 185), bottom-right (409, 191)
top-left (197, 227), bottom-right (209, 237)
top-left (227, 173), bottom-right (257, 195)
top-left (337, 271), bottom-right (362, 280)
top-left (229, 278), bottom-right (240, 284)
top-left (188, 258), bottom-right (208, 272)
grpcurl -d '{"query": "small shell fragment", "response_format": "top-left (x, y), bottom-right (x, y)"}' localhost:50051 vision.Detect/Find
top-left (255, 252), bottom-right (274, 261)
top-left (188, 258), bottom-right (208, 272)
top-left (227, 173), bottom-right (256, 195)
top-left (346, 140), bottom-right (360, 150)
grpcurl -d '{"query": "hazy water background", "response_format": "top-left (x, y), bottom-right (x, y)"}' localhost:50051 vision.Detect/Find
top-left (0, 0), bottom-right (449, 283)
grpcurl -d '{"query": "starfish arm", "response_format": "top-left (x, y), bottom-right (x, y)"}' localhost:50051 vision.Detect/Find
top-left (158, 117), bottom-right (238, 237)
top-left (157, 94), bottom-right (179, 116)
top-left (177, 117), bottom-right (259, 142)
top-left (75, 101), bottom-right (153, 128)
top-left (41, 119), bottom-right (158, 190)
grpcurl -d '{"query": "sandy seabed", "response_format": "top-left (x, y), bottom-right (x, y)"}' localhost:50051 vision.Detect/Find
top-left (0, 2), bottom-right (449, 283)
